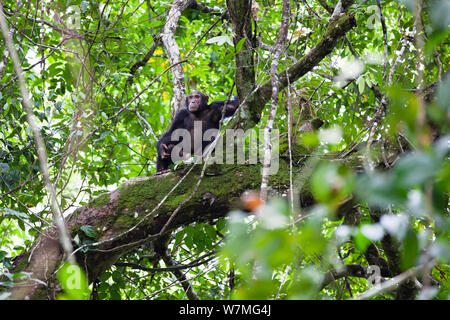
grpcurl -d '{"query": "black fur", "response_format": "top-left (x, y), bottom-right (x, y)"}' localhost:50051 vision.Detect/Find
top-left (156, 91), bottom-right (239, 172)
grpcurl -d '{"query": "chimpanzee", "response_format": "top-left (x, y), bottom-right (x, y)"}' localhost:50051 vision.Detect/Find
top-left (156, 91), bottom-right (239, 172)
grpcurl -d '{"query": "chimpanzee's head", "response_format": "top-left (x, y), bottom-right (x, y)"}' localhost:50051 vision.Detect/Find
top-left (186, 91), bottom-right (209, 113)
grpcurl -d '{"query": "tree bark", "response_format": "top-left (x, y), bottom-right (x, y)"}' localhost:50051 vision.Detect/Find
top-left (7, 163), bottom-right (279, 299)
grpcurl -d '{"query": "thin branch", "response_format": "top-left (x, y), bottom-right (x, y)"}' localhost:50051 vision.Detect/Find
top-left (188, 0), bottom-right (226, 18)
top-left (434, 50), bottom-right (443, 82)
top-left (285, 54), bottom-right (295, 220)
top-left (135, 105), bottom-right (159, 142)
top-left (161, 252), bottom-right (199, 300)
top-left (116, 251), bottom-right (215, 273)
top-left (127, 36), bottom-right (161, 85)
top-left (185, 10), bottom-right (228, 59)
top-left (388, 35), bottom-right (412, 85)
top-left (317, 0), bottom-right (333, 14)
top-left (413, 0), bottom-right (427, 143)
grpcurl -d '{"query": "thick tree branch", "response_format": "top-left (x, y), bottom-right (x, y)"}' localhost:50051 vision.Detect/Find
top-left (7, 163), bottom-right (272, 299)
top-left (7, 136), bottom-right (404, 300)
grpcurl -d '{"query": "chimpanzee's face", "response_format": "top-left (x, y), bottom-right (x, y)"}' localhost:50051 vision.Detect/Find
top-left (187, 91), bottom-right (208, 112)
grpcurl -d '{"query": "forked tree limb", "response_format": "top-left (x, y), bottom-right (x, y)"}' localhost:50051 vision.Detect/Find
top-left (7, 164), bottom-right (275, 299)
top-left (228, 0), bottom-right (356, 130)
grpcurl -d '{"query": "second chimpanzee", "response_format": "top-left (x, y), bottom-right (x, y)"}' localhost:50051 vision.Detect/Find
top-left (156, 91), bottom-right (239, 172)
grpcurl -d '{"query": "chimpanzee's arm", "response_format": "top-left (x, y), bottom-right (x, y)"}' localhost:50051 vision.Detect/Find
top-left (156, 109), bottom-right (190, 171)
top-left (208, 95), bottom-right (239, 117)
top-left (157, 109), bottom-right (190, 146)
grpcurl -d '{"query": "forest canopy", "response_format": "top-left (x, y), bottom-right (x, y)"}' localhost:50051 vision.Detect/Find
top-left (0, 0), bottom-right (449, 301)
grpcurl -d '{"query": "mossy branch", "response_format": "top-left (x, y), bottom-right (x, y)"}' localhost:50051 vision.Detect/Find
top-left (7, 137), bottom-right (403, 300)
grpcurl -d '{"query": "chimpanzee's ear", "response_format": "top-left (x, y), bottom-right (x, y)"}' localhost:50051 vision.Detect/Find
top-left (185, 96), bottom-right (189, 107)
top-left (205, 96), bottom-right (209, 103)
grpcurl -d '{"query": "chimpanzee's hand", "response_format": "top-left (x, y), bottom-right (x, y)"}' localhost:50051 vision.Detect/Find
top-left (159, 143), bottom-right (171, 159)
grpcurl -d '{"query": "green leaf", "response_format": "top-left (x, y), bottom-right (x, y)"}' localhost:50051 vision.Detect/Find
top-left (357, 76), bottom-right (365, 93)
top-left (184, 234), bottom-right (194, 249)
top-left (394, 152), bottom-right (439, 188)
top-left (57, 263), bottom-right (89, 300)
top-left (298, 223), bottom-right (327, 256)
top-left (235, 38), bottom-right (245, 54)
top-left (354, 229), bottom-right (371, 252)
top-left (401, 229), bottom-right (419, 270)
top-left (205, 225), bottom-right (216, 240)
top-left (216, 218), bottom-right (226, 232)
top-left (0, 162), bottom-right (9, 173)
top-left (80, 225), bottom-right (96, 238)
top-left (175, 231), bottom-right (184, 245)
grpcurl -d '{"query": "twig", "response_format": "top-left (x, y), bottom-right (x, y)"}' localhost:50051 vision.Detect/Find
top-left (161, 251), bottom-right (199, 300)
top-left (116, 251), bottom-right (215, 273)
top-left (185, 10), bottom-right (228, 59)
top-left (135, 105), bottom-right (159, 142)
top-left (434, 49), bottom-right (443, 82)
